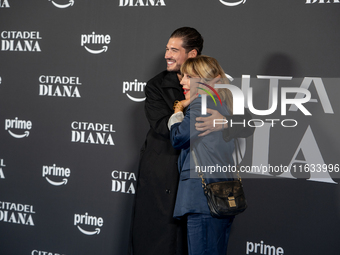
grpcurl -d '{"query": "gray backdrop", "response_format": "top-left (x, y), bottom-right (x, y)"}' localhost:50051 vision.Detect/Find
top-left (0, 0), bottom-right (339, 254)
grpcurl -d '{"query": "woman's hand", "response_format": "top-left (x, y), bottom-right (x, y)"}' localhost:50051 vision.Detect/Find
top-left (180, 93), bottom-right (197, 108)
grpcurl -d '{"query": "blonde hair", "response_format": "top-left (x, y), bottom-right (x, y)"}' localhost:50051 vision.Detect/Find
top-left (180, 55), bottom-right (233, 114)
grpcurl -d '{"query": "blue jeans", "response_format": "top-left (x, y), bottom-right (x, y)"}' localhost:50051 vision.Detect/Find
top-left (187, 214), bottom-right (234, 255)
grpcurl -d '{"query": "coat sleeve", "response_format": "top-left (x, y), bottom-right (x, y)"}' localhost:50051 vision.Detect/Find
top-left (144, 80), bottom-right (173, 139)
top-left (222, 108), bottom-right (255, 142)
top-left (170, 100), bottom-right (202, 150)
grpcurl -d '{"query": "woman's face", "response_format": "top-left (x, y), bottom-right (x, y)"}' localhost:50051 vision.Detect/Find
top-left (180, 73), bottom-right (199, 100)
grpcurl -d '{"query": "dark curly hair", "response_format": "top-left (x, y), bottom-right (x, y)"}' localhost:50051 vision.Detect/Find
top-left (170, 27), bottom-right (204, 55)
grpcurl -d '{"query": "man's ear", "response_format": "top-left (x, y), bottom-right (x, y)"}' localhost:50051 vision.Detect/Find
top-left (188, 49), bottom-right (198, 58)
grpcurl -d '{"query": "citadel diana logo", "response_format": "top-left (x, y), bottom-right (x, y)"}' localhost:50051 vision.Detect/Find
top-left (119, 0), bottom-right (165, 6)
top-left (0, 201), bottom-right (36, 226)
top-left (1, 31), bottom-right (42, 52)
top-left (39, 75), bottom-right (82, 98)
top-left (71, 121), bottom-right (116, 145)
top-left (305, 0), bottom-right (339, 3)
top-left (111, 170), bottom-right (136, 194)
top-left (0, 0), bottom-right (9, 8)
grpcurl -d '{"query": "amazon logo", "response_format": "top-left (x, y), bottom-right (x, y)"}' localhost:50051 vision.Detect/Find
top-left (49, 0), bottom-right (74, 8)
top-left (42, 164), bottom-right (70, 186)
top-left (219, 0), bottom-right (246, 6)
top-left (81, 32), bottom-right (111, 54)
top-left (74, 213), bottom-right (103, 236)
top-left (123, 79), bottom-right (146, 102)
top-left (5, 117), bottom-right (32, 139)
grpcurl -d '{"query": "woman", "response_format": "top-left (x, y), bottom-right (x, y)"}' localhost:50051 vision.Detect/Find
top-left (167, 55), bottom-right (235, 255)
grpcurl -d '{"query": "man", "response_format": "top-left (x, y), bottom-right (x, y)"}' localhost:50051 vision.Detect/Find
top-left (131, 27), bottom-right (201, 255)
top-left (131, 27), bottom-right (253, 255)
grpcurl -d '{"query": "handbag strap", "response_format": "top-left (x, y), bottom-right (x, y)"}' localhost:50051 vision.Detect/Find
top-left (234, 138), bottom-right (243, 181)
top-left (191, 149), bottom-right (207, 191)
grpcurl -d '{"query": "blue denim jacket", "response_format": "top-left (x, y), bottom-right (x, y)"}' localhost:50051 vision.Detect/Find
top-left (169, 97), bottom-right (235, 218)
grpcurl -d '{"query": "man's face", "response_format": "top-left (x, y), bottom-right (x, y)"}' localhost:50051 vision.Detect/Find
top-left (165, 37), bottom-right (188, 72)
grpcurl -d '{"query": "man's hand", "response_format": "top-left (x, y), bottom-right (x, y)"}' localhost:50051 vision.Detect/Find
top-left (195, 108), bottom-right (228, 137)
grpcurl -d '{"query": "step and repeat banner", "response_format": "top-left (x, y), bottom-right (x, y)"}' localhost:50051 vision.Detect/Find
top-left (0, 0), bottom-right (339, 254)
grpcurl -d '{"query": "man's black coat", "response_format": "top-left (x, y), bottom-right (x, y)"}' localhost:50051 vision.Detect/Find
top-left (132, 70), bottom-right (188, 255)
